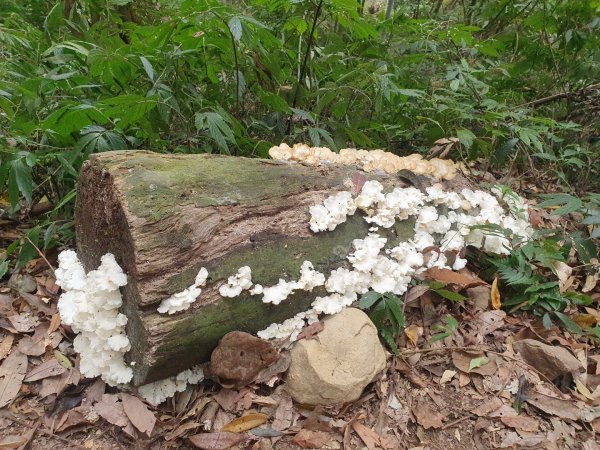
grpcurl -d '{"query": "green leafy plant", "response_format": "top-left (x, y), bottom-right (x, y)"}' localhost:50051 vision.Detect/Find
top-left (430, 315), bottom-right (459, 343)
top-left (359, 291), bottom-right (405, 354)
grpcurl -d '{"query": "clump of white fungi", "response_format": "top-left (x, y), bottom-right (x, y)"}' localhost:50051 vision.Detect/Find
top-left (252, 178), bottom-right (532, 342)
top-left (269, 143), bottom-right (457, 180)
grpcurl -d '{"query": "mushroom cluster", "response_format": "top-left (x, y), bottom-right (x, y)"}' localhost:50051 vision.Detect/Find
top-left (254, 180), bottom-right (532, 342)
top-left (268, 143), bottom-right (457, 180)
top-left (56, 251), bottom-right (133, 386)
top-left (137, 365), bottom-right (204, 406)
top-left (157, 267), bottom-right (208, 314)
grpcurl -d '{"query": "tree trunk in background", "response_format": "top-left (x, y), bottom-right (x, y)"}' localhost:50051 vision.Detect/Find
top-left (75, 151), bottom-right (420, 385)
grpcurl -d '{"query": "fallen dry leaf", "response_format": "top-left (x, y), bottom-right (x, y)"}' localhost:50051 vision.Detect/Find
top-left (24, 359), bottom-right (66, 382)
top-left (95, 394), bottom-right (129, 428)
top-left (491, 277), bottom-right (501, 310)
top-left (55, 405), bottom-right (97, 432)
top-left (395, 359), bottom-right (428, 388)
top-left (188, 432), bottom-right (247, 450)
top-left (292, 429), bottom-right (335, 449)
top-left (16, 324), bottom-right (48, 356)
top-left (439, 370), bottom-right (456, 384)
top-left (272, 394), bottom-right (293, 431)
top-left (552, 261), bottom-right (573, 293)
top-left (424, 267), bottom-right (486, 291)
top-left (451, 350), bottom-right (497, 376)
top-left (0, 334), bottom-right (14, 361)
top-left (0, 434), bottom-right (28, 449)
top-left (472, 310), bottom-right (506, 335)
top-left (0, 349), bottom-right (27, 408)
top-left (48, 313), bottom-right (62, 333)
top-left (296, 321), bottom-right (324, 341)
top-left (7, 314), bottom-right (35, 333)
top-left (500, 415), bottom-right (540, 432)
top-left (412, 401), bottom-right (444, 429)
top-left (352, 421), bottom-right (393, 450)
top-left (525, 391), bottom-right (581, 421)
top-left (404, 324), bottom-right (423, 347)
top-left (221, 412), bottom-right (268, 433)
top-left (121, 393), bottom-right (156, 436)
top-left (471, 397), bottom-right (504, 417)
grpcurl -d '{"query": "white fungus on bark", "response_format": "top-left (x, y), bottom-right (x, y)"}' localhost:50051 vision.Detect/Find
top-left (268, 143), bottom-right (458, 180)
top-left (56, 251), bottom-right (133, 386)
top-left (258, 178), bottom-right (533, 343)
top-left (157, 267), bottom-right (208, 315)
top-left (219, 266), bottom-right (253, 297)
top-left (137, 365), bottom-right (204, 406)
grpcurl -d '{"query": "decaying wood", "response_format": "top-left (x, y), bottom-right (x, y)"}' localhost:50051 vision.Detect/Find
top-left (75, 150), bottom-right (428, 385)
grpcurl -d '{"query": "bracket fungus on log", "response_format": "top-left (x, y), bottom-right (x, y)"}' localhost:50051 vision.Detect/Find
top-left (74, 150), bottom-right (427, 385)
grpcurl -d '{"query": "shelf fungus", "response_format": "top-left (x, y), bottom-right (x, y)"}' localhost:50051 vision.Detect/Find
top-left (269, 143), bottom-right (458, 180)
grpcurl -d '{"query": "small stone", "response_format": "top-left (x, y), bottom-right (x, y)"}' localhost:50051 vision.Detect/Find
top-left (209, 331), bottom-right (278, 387)
top-left (512, 339), bottom-right (582, 381)
top-left (285, 308), bottom-right (386, 405)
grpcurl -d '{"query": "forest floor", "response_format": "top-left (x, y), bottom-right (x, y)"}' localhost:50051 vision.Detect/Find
top-left (1, 167), bottom-right (600, 450)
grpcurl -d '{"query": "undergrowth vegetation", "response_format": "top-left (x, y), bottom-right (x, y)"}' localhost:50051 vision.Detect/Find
top-left (0, 0), bottom-right (599, 324)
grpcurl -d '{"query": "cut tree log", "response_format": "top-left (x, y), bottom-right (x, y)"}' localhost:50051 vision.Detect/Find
top-left (75, 150), bottom-right (427, 385)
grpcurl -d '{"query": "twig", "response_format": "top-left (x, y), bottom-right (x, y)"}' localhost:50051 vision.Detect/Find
top-left (25, 235), bottom-right (55, 276)
top-left (518, 82), bottom-right (600, 108)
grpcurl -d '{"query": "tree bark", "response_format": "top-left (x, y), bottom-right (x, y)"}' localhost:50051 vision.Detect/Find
top-left (75, 151), bottom-right (419, 385)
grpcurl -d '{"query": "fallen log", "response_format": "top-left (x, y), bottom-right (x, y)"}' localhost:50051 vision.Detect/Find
top-left (75, 150), bottom-right (421, 385)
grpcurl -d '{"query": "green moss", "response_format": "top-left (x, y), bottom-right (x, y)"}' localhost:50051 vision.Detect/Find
top-left (99, 152), bottom-right (348, 220)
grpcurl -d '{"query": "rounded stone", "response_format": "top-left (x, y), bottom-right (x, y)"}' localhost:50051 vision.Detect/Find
top-left (285, 308), bottom-right (386, 405)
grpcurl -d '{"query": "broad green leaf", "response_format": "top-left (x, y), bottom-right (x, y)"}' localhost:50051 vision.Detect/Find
top-left (469, 356), bottom-right (490, 371)
top-left (140, 56), bottom-right (155, 82)
top-left (359, 291), bottom-right (382, 309)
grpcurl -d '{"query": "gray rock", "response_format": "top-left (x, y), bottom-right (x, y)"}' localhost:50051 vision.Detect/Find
top-left (512, 339), bottom-right (582, 380)
top-left (285, 308), bottom-right (386, 405)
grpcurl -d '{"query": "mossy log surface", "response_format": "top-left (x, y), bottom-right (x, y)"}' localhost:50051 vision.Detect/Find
top-left (76, 150), bottom-right (423, 385)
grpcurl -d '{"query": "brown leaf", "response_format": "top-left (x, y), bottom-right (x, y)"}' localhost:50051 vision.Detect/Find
top-left (7, 314), bottom-right (35, 333)
top-left (165, 421), bottom-right (201, 441)
top-left (188, 432), bottom-right (246, 450)
top-left (39, 368), bottom-right (80, 399)
top-left (0, 434), bottom-right (28, 449)
top-left (471, 399), bottom-right (505, 418)
top-left (500, 415), bottom-right (540, 432)
top-left (0, 334), bottom-right (14, 361)
top-left (121, 393), bottom-right (156, 436)
top-left (255, 351), bottom-right (291, 386)
top-left (24, 358), bottom-right (66, 382)
top-left (351, 422), bottom-right (393, 450)
top-left (412, 402), bottom-right (444, 430)
top-left (525, 392), bottom-right (581, 421)
top-left (296, 321), bottom-right (324, 341)
top-left (424, 267), bottom-right (486, 291)
top-left (95, 394), bottom-right (129, 428)
top-left (17, 323), bottom-right (49, 356)
top-left (472, 310), bottom-right (506, 335)
top-left (48, 313), bottom-right (62, 334)
top-left (272, 394), bottom-right (293, 431)
top-left (221, 412), bottom-right (268, 433)
top-left (395, 359), bottom-right (428, 388)
top-left (491, 277), bottom-right (501, 310)
top-left (451, 350), bottom-right (497, 376)
top-left (55, 405), bottom-right (97, 432)
top-left (352, 172), bottom-right (367, 196)
top-left (405, 285), bottom-right (430, 307)
top-left (0, 350), bottom-right (27, 408)
top-left (292, 429), bottom-right (335, 449)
